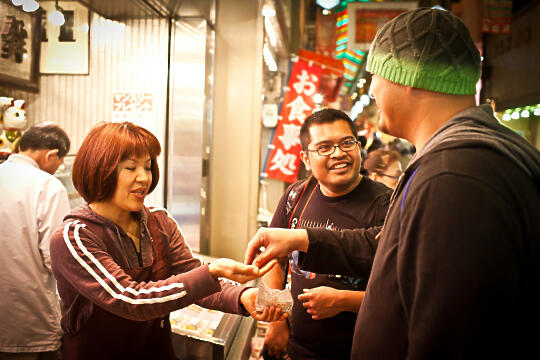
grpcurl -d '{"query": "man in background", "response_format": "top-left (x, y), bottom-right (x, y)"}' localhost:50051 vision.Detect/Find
top-left (247, 8), bottom-right (540, 359)
top-left (262, 109), bottom-right (390, 359)
top-left (362, 149), bottom-right (402, 189)
top-left (0, 122), bottom-right (70, 360)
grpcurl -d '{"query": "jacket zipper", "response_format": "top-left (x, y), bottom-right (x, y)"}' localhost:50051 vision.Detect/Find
top-left (127, 236), bottom-right (143, 267)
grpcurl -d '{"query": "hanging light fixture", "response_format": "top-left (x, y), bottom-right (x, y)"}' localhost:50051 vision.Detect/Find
top-left (316, 0), bottom-right (339, 10)
top-left (49, 0), bottom-right (65, 26)
top-left (21, 0), bottom-right (39, 12)
top-left (262, 0), bottom-right (276, 17)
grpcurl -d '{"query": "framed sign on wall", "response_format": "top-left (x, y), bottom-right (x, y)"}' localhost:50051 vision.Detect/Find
top-left (0, 0), bottom-right (40, 92)
top-left (39, 1), bottom-right (89, 74)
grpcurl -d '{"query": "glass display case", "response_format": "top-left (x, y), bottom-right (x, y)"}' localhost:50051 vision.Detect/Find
top-left (170, 304), bottom-right (256, 359)
top-left (170, 253), bottom-right (257, 360)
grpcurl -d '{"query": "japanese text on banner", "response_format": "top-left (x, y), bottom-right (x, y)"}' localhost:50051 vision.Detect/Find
top-left (265, 60), bottom-right (323, 183)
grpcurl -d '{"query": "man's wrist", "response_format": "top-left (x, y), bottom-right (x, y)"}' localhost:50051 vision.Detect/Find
top-left (269, 318), bottom-right (289, 329)
top-left (335, 290), bottom-right (347, 313)
top-left (337, 289), bottom-right (364, 313)
top-left (293, 229), bottom-right (309, 252)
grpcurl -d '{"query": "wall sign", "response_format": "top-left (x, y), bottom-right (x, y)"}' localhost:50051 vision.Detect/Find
top-left (40, 1), bottom-right (89, 74)
top-left (112, 92), bottom-right (154, 131)
top-left (0, 0), bottom-right (40, 92)
top-left (347, 2), bottom-right (416, 52)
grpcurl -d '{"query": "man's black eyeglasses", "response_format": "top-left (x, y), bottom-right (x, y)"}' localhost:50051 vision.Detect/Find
top-left (377, 172), bottom-right (402, 180)
top-left (305, 139), bottom-right (359, 156)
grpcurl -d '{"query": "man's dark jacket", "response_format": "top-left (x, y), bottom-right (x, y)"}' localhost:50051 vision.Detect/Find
top-left (301, 105), bottom-right (540, 359)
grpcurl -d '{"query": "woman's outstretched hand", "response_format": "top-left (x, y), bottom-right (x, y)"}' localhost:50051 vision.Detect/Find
top-left (240, 288), bottom-right (288, 322)
top-left (208, 258), bottom-right (278, 284)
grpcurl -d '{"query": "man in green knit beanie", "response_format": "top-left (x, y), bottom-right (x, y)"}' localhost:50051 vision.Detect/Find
top-left (367, 7), bottom-right (481, 96)
top-left (246, 7), bottom-right (540, 359)
top-left (365, 7), bottom-right (482, 145)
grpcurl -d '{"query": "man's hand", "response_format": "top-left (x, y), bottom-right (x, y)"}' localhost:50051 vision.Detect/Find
top-left (262, 319), bottom-right (290, 359)
top-left (240, 288), bottom-right (288, 322)
top-left (297, 286), bottom-right (361, 320)
top-left (244, 228), bottom-right (309, 269)
top-left (208, 258), bottom-right (277, 284)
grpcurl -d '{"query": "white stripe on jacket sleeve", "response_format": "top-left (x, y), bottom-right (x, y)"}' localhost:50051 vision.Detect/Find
top-left (62, 221), bottom-right (187, 304)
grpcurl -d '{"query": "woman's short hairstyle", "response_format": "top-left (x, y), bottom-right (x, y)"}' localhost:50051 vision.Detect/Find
top-left (72, 122), bottom-right (161, 203)
top-left (362, 149), bottom-right (400, 175)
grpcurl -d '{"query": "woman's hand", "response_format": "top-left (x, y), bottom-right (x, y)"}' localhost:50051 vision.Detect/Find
top-left (208, 258), bottom-right (278, 284)
top-left (240, 288), bottom-right (288, 322)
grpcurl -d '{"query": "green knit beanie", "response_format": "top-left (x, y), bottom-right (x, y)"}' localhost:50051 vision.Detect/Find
top-left (366, 8), bottom-right (481, 95)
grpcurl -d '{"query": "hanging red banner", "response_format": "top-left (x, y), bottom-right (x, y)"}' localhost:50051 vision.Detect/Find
top-left (298, 49), bottom-right (344, 103)
top-left (264, 59), bottom-right (323, 183)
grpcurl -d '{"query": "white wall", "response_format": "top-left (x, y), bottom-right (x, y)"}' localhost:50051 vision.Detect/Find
top-left (11, 14), bottom-right (170, 207)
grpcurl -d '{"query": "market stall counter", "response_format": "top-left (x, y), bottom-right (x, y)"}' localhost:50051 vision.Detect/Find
top-left (170, 254), bottom-right (258, 359)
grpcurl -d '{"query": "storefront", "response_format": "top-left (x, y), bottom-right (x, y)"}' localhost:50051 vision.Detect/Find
top-left (482, 0), bottom-right (540, 149)
top-left (2, 1), bottom-right (538, 359)
top-left (0, 0), bottom-right (272, 256)
top-left (0, 0), bottom-right (274, 358)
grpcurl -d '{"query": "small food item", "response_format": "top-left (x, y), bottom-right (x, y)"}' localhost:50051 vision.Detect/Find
top-left (255, 281), bottom-right (293, 315)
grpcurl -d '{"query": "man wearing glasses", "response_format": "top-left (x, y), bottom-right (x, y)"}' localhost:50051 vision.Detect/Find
top-left (248, 8), bottom-right (540, 359)
top-left (261, 108), bottom-right (392, 360)
top-left (363, 149), bottom-right (403, 189)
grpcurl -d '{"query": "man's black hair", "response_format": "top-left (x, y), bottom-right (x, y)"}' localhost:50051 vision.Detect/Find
top-left (19, 122), bottom-right (70, 157)
top-left (300, 108), bottom-right (357, 150)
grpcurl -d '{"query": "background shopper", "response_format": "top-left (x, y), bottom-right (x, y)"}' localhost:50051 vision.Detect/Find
top-left (0, 123), bottom-right (70, 360)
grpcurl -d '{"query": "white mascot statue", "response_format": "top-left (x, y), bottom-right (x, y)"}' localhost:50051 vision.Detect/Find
top-left (0, 97), bottom-right (27, 154)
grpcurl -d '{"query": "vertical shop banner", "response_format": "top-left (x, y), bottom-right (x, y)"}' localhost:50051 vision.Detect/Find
top-left (264, 59), bottom-right (322, 183)
top-left (298, 49), bottom-right (345, 104)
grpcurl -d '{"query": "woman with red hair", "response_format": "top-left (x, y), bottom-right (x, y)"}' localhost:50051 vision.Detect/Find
top-left (50, 122), bottom-right (281, 359)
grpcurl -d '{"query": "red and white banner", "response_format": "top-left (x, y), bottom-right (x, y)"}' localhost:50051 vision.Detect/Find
top-left (264, 59), bottom-right (322, 183)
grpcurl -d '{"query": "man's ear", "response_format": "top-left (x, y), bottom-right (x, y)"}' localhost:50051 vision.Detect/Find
top-left (44, 148), bottom-right (59, 161)
top-left (301, 151), bottom-right (310, 171)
